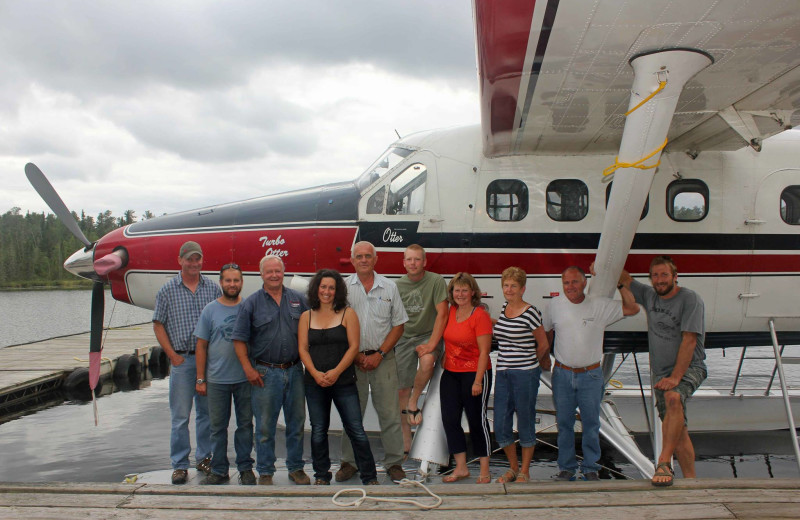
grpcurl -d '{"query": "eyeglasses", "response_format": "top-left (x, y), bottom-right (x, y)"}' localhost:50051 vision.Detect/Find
top-left (220, 263), bottom-right (241, 274)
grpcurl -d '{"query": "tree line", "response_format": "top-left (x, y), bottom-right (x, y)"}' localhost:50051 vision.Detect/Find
top-left (0, 208), bottom-right (155, 289)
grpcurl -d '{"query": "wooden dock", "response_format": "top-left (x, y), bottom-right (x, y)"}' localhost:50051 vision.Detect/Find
top-left (0, 325), bottom-right (157, 421)
top-left (0, 478), bottom-right (798, 519)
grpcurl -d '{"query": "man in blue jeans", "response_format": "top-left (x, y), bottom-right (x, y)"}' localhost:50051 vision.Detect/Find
top-left (543, 266), bottom-right (638, 481)
top-left (232, 255), bottom-right (310, 485)
top-left (195, 263), bottom-right (255, 485)
top-left (153, 241), bottom-right (221, 485)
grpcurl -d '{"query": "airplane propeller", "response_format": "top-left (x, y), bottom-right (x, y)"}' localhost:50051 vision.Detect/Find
top-left (24, 163), bottom-right (105, 411)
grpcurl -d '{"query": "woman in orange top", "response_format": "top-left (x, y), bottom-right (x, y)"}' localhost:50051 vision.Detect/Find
top-left (439, 272), bottom-right (493, 483)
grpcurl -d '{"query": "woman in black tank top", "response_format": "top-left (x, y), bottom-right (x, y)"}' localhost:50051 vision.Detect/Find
top-left (298, 269), bottom-right (378, 485)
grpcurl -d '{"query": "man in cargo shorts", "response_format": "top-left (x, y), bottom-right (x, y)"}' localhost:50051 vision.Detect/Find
top-left (618, 256), bottom-right (707, 486)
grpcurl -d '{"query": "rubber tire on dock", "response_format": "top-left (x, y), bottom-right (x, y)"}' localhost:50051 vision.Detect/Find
top-left (148, 346), bottom-right (167, 369)
top-left (63, 367), bottom-right (93, 402)
top-left (113, 354), bottom-right (142, 391)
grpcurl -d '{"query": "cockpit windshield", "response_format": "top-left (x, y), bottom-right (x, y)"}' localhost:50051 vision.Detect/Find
top-left (355, 146), bottom-right (414, 191)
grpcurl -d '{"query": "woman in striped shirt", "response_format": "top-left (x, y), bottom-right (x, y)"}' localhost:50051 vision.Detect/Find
top-left (492, 267), bottom-right (551, 483)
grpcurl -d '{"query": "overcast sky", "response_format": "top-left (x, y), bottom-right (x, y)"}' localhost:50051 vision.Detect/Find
top-left (1, 0), bottom-right (479, 219)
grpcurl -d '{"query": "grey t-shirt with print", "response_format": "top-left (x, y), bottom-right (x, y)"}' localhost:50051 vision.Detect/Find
top-left (629, 279), bottom-right (707, 379)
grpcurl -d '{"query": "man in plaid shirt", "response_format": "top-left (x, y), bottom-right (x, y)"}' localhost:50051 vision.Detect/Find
top-left (153, 241), bottom-right (222, 485)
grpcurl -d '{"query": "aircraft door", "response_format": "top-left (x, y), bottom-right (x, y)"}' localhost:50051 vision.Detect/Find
top-left (745, 169), bottom-right (800, 318)
top-left (357, 152), bottom-right (441, 250)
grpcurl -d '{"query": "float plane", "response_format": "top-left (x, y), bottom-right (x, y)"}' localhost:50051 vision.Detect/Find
top-left (27, 0), bottom-right (800, 477)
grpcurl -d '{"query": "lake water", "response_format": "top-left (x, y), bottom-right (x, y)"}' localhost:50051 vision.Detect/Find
top-left (0, 289), bottom-right (797, 482)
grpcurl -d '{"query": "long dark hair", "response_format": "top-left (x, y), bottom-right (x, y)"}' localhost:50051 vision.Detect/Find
top-left (307, 269), bottom-right (348, 311)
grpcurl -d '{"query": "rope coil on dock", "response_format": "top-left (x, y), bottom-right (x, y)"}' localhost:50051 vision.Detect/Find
top-left (332, 478), bottom-right (443, 510)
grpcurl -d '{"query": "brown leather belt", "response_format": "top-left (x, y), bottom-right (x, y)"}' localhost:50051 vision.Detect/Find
top-left (255, 359), bottom-right (299, 369)
top-left (554, 360), bottom-right (601, 373)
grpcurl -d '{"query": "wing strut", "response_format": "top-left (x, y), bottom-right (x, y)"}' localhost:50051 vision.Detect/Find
top-left (590, 49), bottom-right (713, 298)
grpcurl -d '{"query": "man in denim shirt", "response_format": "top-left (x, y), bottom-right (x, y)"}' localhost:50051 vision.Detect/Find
top-left (232, 255), bottom-right (310, 485)
top-left (153, 241), bottom-right (221, 485)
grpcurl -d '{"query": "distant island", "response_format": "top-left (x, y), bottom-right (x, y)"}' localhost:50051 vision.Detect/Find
top-left (0, 207), bottom-right (155, 290)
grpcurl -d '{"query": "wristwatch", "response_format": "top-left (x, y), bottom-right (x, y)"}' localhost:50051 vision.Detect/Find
top-left (377, 350), bottom-right (386, 359)
top-left (617, 284), bottom-right (624, 289)
top-left (196, 378), bottom-right (206, 384)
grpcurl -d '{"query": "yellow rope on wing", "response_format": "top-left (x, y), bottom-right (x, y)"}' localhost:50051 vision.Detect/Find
top-left (604, 79), bottom-right (669, 178)
top-left (602, 137), bottom-right (668, 177)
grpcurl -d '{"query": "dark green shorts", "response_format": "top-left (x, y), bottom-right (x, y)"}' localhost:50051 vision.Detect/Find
top-left (654, 364), bottom-right (707, 424)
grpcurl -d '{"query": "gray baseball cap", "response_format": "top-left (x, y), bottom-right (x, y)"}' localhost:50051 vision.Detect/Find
top-left (179, 241), bottom-right (203, 259)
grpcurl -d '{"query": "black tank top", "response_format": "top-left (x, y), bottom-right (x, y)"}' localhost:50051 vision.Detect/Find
top-left (304, 310), bottom-right (356, 386)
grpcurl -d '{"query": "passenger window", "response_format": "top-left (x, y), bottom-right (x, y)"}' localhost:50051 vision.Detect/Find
top-left (386, 163), bottom-right (427, 215)
top-left (667, 179), bottom-right (708, 222)
top-left (781, 186), bottom-right (800, 225)
top-left (367, 187), bottom-right (386, 214)
top-left (487, 179), bottom-right (528, 221)
top-left (546, 180), bottom-right (588, 221)
top-left (605, 182), bottom-right (649, 220)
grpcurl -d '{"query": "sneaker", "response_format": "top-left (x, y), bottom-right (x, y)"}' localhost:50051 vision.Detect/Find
top-left (258, 474), bottom-right (273, 485)
top-left (582, 472), bottom-right (600, 481)
top-left (335, 462), bottom-right (358, 482)
top-left (288, 469), bottom-right (311, 485)
top-left (171, 469), bottom-right (188, 485)
top-left (201, 473), bottom-right (230, 485)
top-left (238, 469), bottom-right (256, 486)
top-left (553, 470), bottom-right (576, 481)
top-left (196, 457), bottom-right (212, 475)
top-left (314, 478), bottom-right (330, 485)
top-left (386, 464), bottom-right (406, 482)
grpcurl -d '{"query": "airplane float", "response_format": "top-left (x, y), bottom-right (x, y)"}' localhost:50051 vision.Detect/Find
top-left (26, 0), bottom-right (800, 478)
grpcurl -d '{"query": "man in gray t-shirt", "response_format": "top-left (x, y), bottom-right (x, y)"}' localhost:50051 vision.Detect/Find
top-left (619, 256), bottom-right (707, 487)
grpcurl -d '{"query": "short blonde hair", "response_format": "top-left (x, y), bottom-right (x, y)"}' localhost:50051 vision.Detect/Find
top-left (259, 255), bottom-right (285, 273)
top-left (501, 266), bottom-right (526, 287)
top-left (405, 244), bottom-right (426, 260)
top-left (447, 272), bottom-right (482, 306)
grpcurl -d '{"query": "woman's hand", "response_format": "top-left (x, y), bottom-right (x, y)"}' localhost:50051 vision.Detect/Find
top-left (471, 381), bottom-right (483, 396)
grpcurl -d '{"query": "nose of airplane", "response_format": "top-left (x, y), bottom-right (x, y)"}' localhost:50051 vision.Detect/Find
top-left (64, 246), bottom-right (104, 282)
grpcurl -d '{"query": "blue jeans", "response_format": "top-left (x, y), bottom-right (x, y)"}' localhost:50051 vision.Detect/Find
top-left (552, 365), bottom-right (604, 473)
top-left (207, 381), bottom-right (254, 475)
top-left (493, 367), bottom-right (542, 448)
top-left (305, 382), bottom-right (377, 484)
top-left (169, 352), bottom-right (211, 469)
top-left (251, 363), bottom-right (305, 475)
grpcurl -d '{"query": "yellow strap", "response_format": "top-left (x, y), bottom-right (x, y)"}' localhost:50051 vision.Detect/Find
top-left (603, 79), bottom-right (669, 177)
top-left (624, 80), bottom-right (667, 116)
top-left (602, 137), bottom-right (668, 177)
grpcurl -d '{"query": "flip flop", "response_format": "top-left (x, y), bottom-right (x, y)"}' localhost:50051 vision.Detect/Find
top-left (406, 408), bottom-right (423, 425)
top-left (476, 474), bottom-right (492, 484)
top-left (651, 462), bottom-right (674, 487)
top-left (496, 469), bottom-right (518, 483)
top-left (442, 473), bottom-right (470, 483)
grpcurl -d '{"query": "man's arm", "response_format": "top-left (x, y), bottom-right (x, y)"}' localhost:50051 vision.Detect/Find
top-left (195, 338), bottom-right (209, 395)
top-left (234, 339), bottom-right (263, 387)
top-left (619, 284), bottom-right (640, 316)
top-left (153, 321), bottom-right (184, 367)
top-left (654, 331), bottom-right (697, 390)
top-left (361, 324), bottom-right (404, 371)
top-left (416, 300), bottom-right (448, 357)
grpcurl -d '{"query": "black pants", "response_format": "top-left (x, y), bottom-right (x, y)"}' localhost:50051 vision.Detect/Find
top-left (439, 369), bottom-right (492, 457)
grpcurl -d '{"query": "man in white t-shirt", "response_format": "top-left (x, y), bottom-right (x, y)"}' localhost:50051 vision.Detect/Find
top-left (543, 266), bottom-right (638, 481)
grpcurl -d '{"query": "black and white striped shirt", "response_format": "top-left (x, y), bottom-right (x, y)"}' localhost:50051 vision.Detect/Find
top-left (493, 302), bottom-right (542, 370)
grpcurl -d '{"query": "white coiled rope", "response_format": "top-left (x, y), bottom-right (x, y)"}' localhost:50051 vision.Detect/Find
top-left (332, 478), bottom-right (443, 510)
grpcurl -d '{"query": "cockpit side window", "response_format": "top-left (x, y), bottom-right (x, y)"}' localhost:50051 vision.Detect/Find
top-left (386, 164), bottom-right (427, 215)
top-left (356, 147), bottom-right (414, 191)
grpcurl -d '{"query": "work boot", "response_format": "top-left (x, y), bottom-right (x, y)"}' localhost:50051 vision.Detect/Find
top-left (335, 462), bottom-right (358, 482)
top-left (553, 470), bottom-right (576, 481)
top-left (201, 473), bottom-right (230, 485)
top-left (288, 469), bottom-right (310, 485)
top-left (171, 469), bottom-right (188, 485)
top-left (387, 465), bottom-right (406, 482)
top-left (238, 469), bottom-right (256, 485)
top-left (258, 474), bottom-right (273, 485)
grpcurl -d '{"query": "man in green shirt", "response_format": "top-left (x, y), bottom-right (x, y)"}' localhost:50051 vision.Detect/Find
top-left (395, 244), bottom-right (448, 453)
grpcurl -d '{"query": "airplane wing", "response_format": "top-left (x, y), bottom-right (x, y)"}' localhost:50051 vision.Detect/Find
top-left (475, 0), bottom-right (800, 157)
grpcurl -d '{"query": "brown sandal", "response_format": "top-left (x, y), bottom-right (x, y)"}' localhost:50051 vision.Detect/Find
top-left (651, 462), bottom-right (674, 487)
top-left (514, 473), bottom-right (530, 483)
top-left (476, 474), bottom-right (492, 484)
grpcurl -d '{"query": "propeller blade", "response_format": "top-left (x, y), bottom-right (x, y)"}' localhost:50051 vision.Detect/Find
top-left (24, 162), bottom-right (93, 248)
top-left (88, 281), bottom-right (105, 390)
